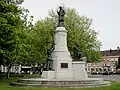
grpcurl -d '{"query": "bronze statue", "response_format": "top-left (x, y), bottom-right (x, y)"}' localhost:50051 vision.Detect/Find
top-left (42, 42), bottom-right (55, 71)
top-left (57, 6), bottom-right (65, 27)
top-left (73, 43), bottom-right (83, 61)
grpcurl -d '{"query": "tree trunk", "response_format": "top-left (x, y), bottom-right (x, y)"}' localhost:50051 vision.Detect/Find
top-left (7, 65), bottom-right (12, 79)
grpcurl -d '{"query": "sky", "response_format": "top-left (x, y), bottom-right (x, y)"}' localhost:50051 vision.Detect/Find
top-left (22, 0), bottom-right (120, 50)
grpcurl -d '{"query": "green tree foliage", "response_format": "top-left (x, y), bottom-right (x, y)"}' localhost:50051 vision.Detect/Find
top-left (26, 19), bottom-right (55, 64)
top-left (0, 0), bottom-right (31, 78)
top-left (33, 7), bottom-right (101, 62)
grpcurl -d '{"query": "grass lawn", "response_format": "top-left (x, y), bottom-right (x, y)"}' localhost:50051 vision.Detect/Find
top-left (0, 75), bottom-right (120, 90)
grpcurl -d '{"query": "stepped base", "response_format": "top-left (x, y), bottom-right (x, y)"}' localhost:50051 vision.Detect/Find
top-left (10, 78), bottom-right (111, 88)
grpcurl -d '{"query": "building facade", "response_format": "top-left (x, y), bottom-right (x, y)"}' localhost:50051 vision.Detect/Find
top-left (87, 47), bottom-right (120, 74)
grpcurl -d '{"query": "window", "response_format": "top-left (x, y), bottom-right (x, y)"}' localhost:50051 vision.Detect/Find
top-left (61, 63), bottom-right (68, 68)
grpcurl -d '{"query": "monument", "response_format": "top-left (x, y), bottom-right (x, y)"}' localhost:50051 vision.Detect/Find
top-left (11, 6), bottom-right (110, 88)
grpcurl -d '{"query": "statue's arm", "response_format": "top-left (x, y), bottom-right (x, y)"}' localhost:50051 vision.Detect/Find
top-left (57, 11), bottom-right (59, 15)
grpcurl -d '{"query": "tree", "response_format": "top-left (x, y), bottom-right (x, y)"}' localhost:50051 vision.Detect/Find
top-left (0, 0), bottom-right (30, 78)
top-left (32, 7), bottom-right (101, 63)
top-left (25, 19), bottom-right (55, 64)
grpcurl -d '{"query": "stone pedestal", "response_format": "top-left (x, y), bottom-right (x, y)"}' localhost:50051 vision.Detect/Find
top-left (41, 71), bottom-right (55, 80)
top-left (52, 27), bottom-right (73, 79)
top-left (72, 61), bottom-right (87, 79)
top-left (42, 27), bottom-right (88, 80)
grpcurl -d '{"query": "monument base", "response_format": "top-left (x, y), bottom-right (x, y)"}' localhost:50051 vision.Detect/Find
top-left (41, 61), bottom-right (88, 80)
top-left (10, 60), bottom-right (111, 88)
top-left (72, 61), bottom-right (87, 79)
top-left (41, 71), bottom-right (55, 80)
top-left (10, 78), bottom-right (111, 88)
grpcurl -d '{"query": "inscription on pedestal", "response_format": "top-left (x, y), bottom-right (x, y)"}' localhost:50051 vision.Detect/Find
top-left (61, 63), bottom-right (68, 68)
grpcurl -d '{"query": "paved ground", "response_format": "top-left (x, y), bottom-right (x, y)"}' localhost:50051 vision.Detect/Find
top-left (89, 75), bottom-right (120, 82)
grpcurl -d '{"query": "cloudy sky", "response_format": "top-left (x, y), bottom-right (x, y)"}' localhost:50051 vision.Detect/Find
top-left (22, 0), bottom-right (120, 50)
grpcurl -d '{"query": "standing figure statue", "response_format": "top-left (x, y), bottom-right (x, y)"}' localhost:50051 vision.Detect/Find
top-left (73, 43), bottom-right (82, 61)
top-left (57, 6), bottom-right (65, 27)
top-left (43, 42), bottom-right (55, 71)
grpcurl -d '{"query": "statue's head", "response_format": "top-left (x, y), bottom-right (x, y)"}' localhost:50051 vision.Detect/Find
top-left (59, 6), bottom-right (62, 10)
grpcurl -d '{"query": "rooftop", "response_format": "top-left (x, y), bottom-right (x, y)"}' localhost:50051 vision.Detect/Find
top-left (101, 49), bottom-right (120, 56)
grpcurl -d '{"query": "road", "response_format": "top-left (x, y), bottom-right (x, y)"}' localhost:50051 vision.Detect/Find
top-left (89, 75), bottom-right (120, 82)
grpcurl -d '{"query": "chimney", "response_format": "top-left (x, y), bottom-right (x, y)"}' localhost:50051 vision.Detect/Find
top-left (117, 46), bottom-right (120, 51)
top-left (110, 49), bottom-right (112, 53)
